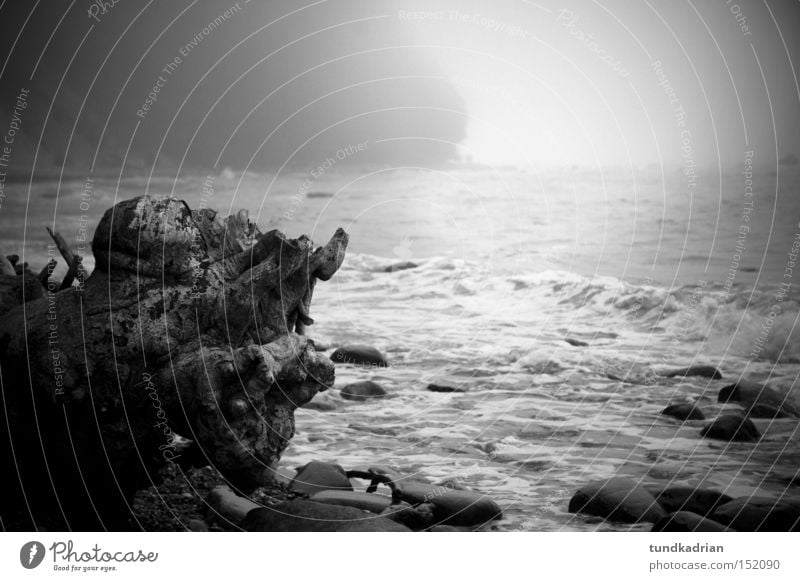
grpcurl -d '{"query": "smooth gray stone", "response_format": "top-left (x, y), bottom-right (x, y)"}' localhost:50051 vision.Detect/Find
top-left (310, 490), bottom-right (393, 514)
top-left (330, 345), bottom-right (389, 367)
top-left (368, 465), bottom-right (502, 527)
top-left (568, 476), bottom-right (666, 523)
top-left (207, 485), bottom-right (260, 526)
top-left (382, 261), bottom-right (418, 273)
top-left (652, 511), bottom-right (731, 532)
top-left (711, 496), bottom-right (800, 531)
top-left (290, 461), bottom-right (353, 496)
top-left (340, 380), bottom-right (387, 401)
top-left (661, 403), bottom-right (705, 421)
top-left (700, 414), bottom-right (760, 442)
top-left (663, 365), bottom-right (722, 379)
top-left (427, 383), bottom-right (467, 393)
top-left (718, 379), bottom-right (799, 418)
top-left (648, 486), bottom-right (732, 516)
top-left (242, 500), bottom-right (411, 531)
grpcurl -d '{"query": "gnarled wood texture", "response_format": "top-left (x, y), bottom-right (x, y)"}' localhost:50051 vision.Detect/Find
top-left (0, 196), bottom-right (348, 529)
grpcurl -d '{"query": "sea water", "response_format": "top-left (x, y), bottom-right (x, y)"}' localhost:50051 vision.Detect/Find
top-left (2, 164), bottom-right (799, 530)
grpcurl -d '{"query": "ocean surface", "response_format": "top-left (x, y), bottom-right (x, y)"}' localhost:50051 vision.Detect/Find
top-left (2, 164), bottom-right (800, 530)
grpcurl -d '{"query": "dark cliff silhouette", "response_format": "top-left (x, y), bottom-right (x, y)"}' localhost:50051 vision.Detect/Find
top-left (0, 1), bottom-right (467, 178)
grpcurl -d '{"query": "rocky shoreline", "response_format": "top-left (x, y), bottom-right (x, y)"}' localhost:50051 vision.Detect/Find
top-left (311, 342), bottom-right (800, 531)
top-left (1, 196), bottom-right (798, 532)
top-left (0, 196), bottom-right (503, 532)
top-left (128, 456), bottom-right (503, 532)
top-left (129, 340), bottom-right (800, 533)
top-left (562, 370), bottom-right (800, 531)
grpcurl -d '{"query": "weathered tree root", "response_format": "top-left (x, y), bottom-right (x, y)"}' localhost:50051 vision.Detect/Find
top-left (46, 226), bottom-right (89, 289)
top-left (0, 195), bottom-right (348, 530)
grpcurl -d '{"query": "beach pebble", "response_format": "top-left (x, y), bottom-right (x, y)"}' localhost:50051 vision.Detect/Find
top-left (568, 477), bottom-right (666, 523)
top-left (647, 486), bottom-right (732, 516)
top-left (427, 383), bottom-right (467, 393)
top-left (310, 490), bottom-right (392, 513)
top-left (340, 380), bottom-right (387, 401)
top-left (661, 403), bottom-right (705, 421)
top-left (206, 485), bottom-right (261, 526)
top-left (330, 345), bottom-right (389, 367)
top-left (383, 261), bottom-right (418, 273)
top-left (187, 518), bottom-right (208, 532)
top-left (380, 501), bottom-right (436, 530)
top-left (662, 365), bottom-right (722, 379)
top-left (700, 413), bottom-right (760, 442)
top-left (595, 332), bottom-right (618, 339)
top-left (348, 423), bottom-right (397, 436)
top-left (424, 489), bottom-right (502, 527)
top-left (368, 465), bottom-right (502, 527)
top-left (564, 338), bottom-right (589, 347)
top-left (718, 379), bottom-right (799, 418)
top-left (711, 496), bottom-right (800, 531)
top-left (290, 461), bottom-right (352, 496)
top-left (242, 500), bottom-right (411, 531)
top-left (427, 524), bottom-right (466, 532)
top-left (651, 511), bottom-right (731, 532)
top-left (302, 392), bottom-right (339, 411)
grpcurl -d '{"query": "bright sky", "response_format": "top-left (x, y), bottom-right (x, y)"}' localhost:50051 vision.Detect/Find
top-left (396, 0), bottom-right (800, 168)
top-left (2, 0), bottom-right (797, 171)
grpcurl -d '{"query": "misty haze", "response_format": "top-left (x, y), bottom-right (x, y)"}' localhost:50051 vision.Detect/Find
top-left (0, 0), bottom-right (799, 536)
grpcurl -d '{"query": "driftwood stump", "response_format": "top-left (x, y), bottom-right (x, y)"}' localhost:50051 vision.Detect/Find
top-left (0, 196), bottom-right (348, 530)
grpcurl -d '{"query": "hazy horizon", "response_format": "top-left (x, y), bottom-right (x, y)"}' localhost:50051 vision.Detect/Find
top-left (1, 0), bottom-right (799, 176)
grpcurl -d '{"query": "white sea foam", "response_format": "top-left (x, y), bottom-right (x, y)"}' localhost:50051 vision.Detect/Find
top-left (5, 166), bottom-right (799, 530)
